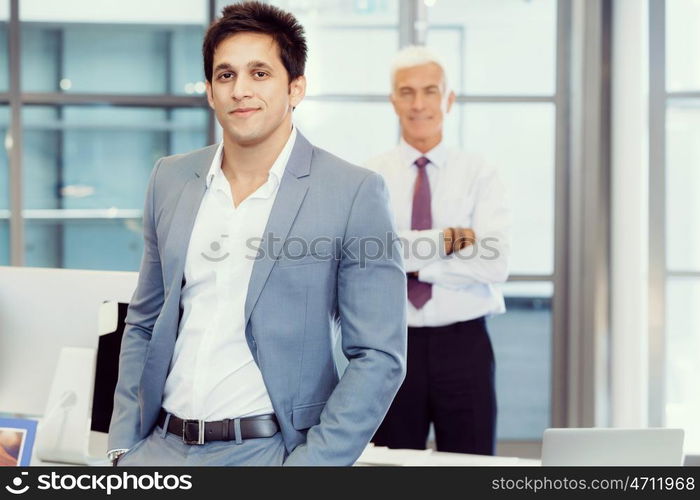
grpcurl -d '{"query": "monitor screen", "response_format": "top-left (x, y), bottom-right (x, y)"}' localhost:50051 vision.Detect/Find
top-left (91, 302), bottom-right (128, 434)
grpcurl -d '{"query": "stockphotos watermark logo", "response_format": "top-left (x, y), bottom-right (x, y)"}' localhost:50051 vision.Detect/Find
top-left (200, 231), bottom-right (501, 267)
top-left (5, 471), bottom-right (29, 495)
top-left (3, 471), bottom-right (192, 496)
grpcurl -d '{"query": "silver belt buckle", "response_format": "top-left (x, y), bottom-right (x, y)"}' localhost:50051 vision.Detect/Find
top-left (183, 419), bottom-right (205, 445)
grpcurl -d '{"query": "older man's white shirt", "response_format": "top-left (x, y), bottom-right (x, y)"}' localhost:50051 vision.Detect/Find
top-left (365, 138), bottom-right (511, 327)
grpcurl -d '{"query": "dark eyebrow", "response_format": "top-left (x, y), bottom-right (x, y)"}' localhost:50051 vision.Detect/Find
top-left (213, 62), bottom-right (234, 73)
top-left (213, 61), bottom-right (274, 74)
top-left (247, 60), bottom-right (274, 72)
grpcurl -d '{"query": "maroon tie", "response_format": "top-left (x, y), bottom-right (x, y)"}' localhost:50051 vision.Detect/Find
top-left (407, 156), bottom-right (432, 309)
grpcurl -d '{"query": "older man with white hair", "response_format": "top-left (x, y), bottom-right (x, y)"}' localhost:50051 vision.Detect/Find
top-left (365, 46), bottom-right (510, 455)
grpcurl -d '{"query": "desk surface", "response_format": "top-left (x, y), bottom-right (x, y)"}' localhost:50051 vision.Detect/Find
top-left (30, 445), bottom-right (540, 467)
top-left (356, 445), bottom-right (541, 466)
top-left (31, 444), bottom-right (540, 467)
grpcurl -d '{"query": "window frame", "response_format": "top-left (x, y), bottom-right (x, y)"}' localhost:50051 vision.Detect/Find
top-left (648, 0), bottom-right (700, 434)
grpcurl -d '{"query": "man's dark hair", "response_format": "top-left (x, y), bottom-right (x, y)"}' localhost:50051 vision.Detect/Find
top-left (203, 1), bottom-right (307, 84)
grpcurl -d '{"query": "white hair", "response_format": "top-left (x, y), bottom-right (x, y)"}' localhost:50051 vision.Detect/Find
top-left (390, 45), bottom-right (450, 92)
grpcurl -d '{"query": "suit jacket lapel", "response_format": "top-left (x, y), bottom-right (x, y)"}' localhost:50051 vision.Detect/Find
top-left (163, 147), bottom-right (215, 294)
top-left (244, 132), bottom-right (313, 325)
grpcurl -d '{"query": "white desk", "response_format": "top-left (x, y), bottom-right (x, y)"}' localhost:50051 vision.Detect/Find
top-left (355, 444), bottom-right (541, 466)
top-left (30, 443), bottom-right (540, 467)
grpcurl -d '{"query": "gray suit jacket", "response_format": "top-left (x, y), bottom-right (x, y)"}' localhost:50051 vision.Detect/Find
top-left (108, 132), bottom-right (407, 466)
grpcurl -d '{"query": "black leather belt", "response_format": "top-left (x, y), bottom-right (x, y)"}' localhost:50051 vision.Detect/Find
top-left (157, 409), bottom-right (279, 445)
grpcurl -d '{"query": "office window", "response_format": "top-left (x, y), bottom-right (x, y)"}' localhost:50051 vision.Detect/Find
top-left (666, 101), bottom-right (700, 273)
top-left (270, 0), bottom-right (398, 95)
top-left (216, 0), bottom-right (398, 95)
top-left (22, 105), bottom-right (208, 269)
top-left (490, 282), bottom-right (552, 439)
top-left (1, 105), bottom-right (8, 209)
top-left (665, 102), bottom-right (700, 452)
top-left (652, 0), bottom-right (700, 454)
top-left (0, 6), bottom-right (7, 93)
top-left (456, 102), bottom-right (556, 275)
top-left (276, 0), bottom-right (399, 162)
top-left (0, 0), bottom-right (212, 271)
top-left (666, 0), bottom-right (700, 92)
top-left (0, 221), bottom-right (7, 265)
top-left (20, 0), bottom-right (207, 95)
top-left (425, 0), bottom-right (557, 96)
top-left (1, 0), bottom-right (7, 267)
top-left (21, 24), bottom-right (205, 96)
top-left (24, 219), bottom-right (143, 271)
top-left (294, 101), bottom-right (397, 165)
top-left (666, 278), bottom-right (700, 453)
top-left (1, 105), bottom-right (8, 265)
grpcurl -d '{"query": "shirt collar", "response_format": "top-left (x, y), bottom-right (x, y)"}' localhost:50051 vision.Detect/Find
top-left (205, 126), bottom-right (298, 190)
top-left (398, 137), bottom-right (447, 170)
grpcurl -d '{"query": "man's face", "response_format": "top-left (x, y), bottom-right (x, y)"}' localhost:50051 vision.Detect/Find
top-left (390, 62), bottom-right (455, 145)
top-left (206, 32), bottom-right (305, 146)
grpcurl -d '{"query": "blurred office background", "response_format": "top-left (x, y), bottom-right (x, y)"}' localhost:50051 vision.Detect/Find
top-left (0, 0), bottom-right (698, 457)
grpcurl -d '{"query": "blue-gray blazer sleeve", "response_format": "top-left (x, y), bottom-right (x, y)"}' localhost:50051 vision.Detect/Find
top-left (108, 159), bottom-right (165, 451)
top-left (283, 171), bottom-right (408, 466)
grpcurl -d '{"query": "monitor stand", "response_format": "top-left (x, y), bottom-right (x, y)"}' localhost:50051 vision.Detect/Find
top-left (34, 347), bottom-right (96, 465)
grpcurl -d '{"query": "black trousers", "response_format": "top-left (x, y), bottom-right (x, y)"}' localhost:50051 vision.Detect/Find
top-left (372, 317), bottom-right (497, 455)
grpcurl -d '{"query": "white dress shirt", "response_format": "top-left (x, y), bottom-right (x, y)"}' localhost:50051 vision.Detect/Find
top-left (161, 127), bottom-right (297, 420)
top-left (364, 138), bottom-right (510, 327)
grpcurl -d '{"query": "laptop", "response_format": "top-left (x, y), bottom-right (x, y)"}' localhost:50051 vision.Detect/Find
top-left (541, 428), bottom-right (685, 466)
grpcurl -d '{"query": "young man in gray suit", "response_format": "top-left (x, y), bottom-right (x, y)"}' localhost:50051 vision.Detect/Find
top-left (108, 1), bottom-right (406, 466)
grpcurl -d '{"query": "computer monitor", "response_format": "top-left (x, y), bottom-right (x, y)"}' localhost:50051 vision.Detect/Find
top-left (0, 266), bottom-right (137, 417)
top-left (542, 428), bottom-right (685, 466)
top-left (91, 301), bottom-right (129, 434)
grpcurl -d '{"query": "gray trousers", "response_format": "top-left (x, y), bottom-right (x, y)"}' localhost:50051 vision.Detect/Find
top-left (117, 424), bottom-right (288, 466)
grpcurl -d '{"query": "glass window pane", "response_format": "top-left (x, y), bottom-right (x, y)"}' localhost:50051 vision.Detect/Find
top-left (304, 26), bottom-right (398, 95)
top-left (451, 103), bottom-right (555, 275)
top-left (0, 2), bottom-right (7, 93)
top-left (171, 108), bottom-right (210, 155)
top-left (667, 100), bottom-right (700, 272)
top-left (20, 0), bottom-right (207, 95)
top-left (22, 105), bottom-right (208, 211)
top-left (21, 104), bottom-right (208, 270)
top-left (1, 105), bottom-right (8, 210)
top-left (20, 0), bottom-right (207, 24)
top-left (25, 219), bottom-right (142, 271)
top-left (489, 281), bottom-right (552, 440)
top-left (1, 105), bottom-right (8, 264)
top-left (426, 0), bottom-right (557, 96)
top-left (294, 101), bottom-right (397, 166)
top-left (0, 221), bottom-right (7, 265)
top-left (217, 0), bottom-right (399, 94)
top-left (666, 278), bottom-right (700, 453)
top-left (667, 0), bottom-right (700, 92)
